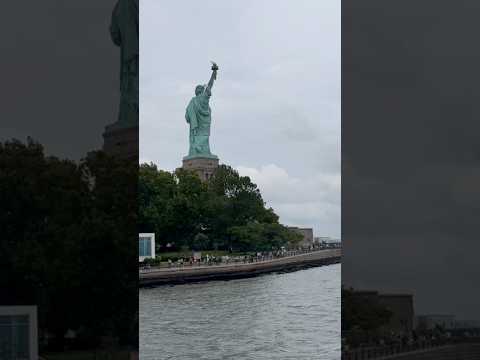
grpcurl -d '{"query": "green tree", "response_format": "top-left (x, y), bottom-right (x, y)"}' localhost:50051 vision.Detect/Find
top-left (0, 139), bottom-right (137, 349)
top-left (138, 163), bottom-right (301, 252)
top-left (79, 150), bottom-right (138, 346)
top-left (206, 165), bottom-right (278, 249)
top-left (342, 287), bottom-right (392, 346)
top-left (139, 164), bottom-right (210, 249)
top-left (228, 222), bottom-right (302, 252)
top-left (139, 163), bottom-right (176, 242)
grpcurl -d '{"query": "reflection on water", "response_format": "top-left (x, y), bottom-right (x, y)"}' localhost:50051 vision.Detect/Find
top-left (140, 264), bottom-right (340, 360)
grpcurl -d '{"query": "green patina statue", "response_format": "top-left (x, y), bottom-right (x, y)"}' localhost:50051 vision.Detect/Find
top-left (108, 0), bottom-right (139, 130)
top-left (184, 62), bottom-right (219, 160)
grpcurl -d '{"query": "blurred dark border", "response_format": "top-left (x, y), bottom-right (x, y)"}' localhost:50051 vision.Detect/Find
top-left (342, 0), bottom-right (480, 357)
top-left (0, 1), bottom-right (138, 356)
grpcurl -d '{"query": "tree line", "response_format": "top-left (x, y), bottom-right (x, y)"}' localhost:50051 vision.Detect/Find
top-left (0, 138), bottom-right (137, 350)
top-left (139, 163), bottom-right (302, 252)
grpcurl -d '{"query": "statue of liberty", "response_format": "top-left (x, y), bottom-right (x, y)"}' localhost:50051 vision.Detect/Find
top-left (109, 0), bottom-right (138, 129)
top-left (184, 62), bottom-right (219, 159)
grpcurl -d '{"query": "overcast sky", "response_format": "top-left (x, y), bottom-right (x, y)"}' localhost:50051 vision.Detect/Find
top-left (140, 0), bottom-right (340, 238)
top-left (0, 0), bottom-right (118, 160)
top-left (343, 0), bottom-right (480, 319)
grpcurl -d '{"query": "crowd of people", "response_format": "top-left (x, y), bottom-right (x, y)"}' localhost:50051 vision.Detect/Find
top-left (140, 244), bottom-right (341, 270)
top-left (343, 327), bottom-right (480, 359)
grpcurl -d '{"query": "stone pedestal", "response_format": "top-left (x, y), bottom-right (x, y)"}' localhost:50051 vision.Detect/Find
top-left (103, 125), bottom-right (138, 160)
top-left (182, 157), bottom-right (219, 181)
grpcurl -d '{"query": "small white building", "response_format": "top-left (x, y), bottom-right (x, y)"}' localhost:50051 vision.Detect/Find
top-left (0, 306), bottom-right (38, 360)
top-left (139, 233), bottom-right (155, 262)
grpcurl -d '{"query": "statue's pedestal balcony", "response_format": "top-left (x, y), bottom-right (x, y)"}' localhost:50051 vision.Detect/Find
top-left (103, 124), bottom-right (138, 160)
top-left (181, 156), bottom-right (219, 181)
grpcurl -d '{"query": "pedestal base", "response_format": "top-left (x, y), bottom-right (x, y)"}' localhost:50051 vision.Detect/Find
top-left (102, 125), bottom-right (138, 160)
top-left (181, 157), bottom-right (219, 181)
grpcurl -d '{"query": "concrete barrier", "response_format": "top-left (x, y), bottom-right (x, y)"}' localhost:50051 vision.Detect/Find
top-left (343, 343), bottom-right (480, 360)
top-left (377, 344), bottom-right (480, 360)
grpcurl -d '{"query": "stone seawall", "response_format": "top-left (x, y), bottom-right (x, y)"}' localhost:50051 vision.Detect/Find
top-left (375, 344), bottom-right (480, 360)
top-left (140, 249), bottom-right (341, 286)
top-left (344, 343), bottom-right (480, 360)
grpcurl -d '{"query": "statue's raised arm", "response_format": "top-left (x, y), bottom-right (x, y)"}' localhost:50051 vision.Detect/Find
top-left (206, 62), bottom-right (219, 93)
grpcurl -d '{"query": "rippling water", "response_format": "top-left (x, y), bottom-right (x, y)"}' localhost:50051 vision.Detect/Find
top-left (140, 264), bottom-right (340, 360)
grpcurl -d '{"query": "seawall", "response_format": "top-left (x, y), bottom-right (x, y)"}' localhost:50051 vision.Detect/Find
top-left (375, 343), bottom-right (480, 360)
top-left (140, 249), bottom-right (341, 286)
top-left (343, 341), bottom-right (480, 360)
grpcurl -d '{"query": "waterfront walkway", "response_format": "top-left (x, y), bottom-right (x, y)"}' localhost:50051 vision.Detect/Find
top-left (342, 339), bottom-right (480, 360)
top-left (139, 248), bottom-right (341, 286)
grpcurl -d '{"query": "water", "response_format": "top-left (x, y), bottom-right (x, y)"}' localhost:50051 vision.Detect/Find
top-left (140, 264), bottom-right (340, 360)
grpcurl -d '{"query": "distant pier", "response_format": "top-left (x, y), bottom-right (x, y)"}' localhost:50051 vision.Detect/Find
top-left (139, 248), bottom-right (341, 286)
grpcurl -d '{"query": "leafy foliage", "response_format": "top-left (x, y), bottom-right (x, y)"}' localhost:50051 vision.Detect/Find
top-left (228, 222), bottom-right (302, 252)
top-left (139, 163), bottom-right (300, 251)
top-left (342, 287), bottom-right (393, 343)
top-left (0, 138), bottom-right (137, 349)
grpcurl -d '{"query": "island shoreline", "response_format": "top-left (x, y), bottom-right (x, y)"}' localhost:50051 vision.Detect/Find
top-left (140, 249), bottom-right (341, 287)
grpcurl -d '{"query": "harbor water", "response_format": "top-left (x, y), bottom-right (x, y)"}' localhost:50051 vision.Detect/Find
top-left (140, 263), bottom-right (340, 360)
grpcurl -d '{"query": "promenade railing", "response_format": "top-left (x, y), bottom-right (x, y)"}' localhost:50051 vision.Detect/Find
top-left (342, 340), bottom-right (447, 360)
top-left (139, 245), bottom-right (341, 273)
top-left (342, 336), bottom-right (480, 360)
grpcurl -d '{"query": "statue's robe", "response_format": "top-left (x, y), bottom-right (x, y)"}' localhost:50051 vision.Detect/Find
top-left (110, 0), bottom-right (139, 127)
top-left (185, 88), bottom-right (213, 156)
